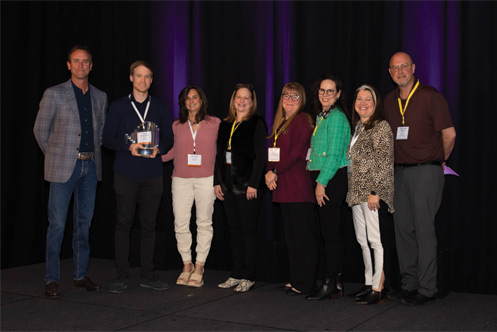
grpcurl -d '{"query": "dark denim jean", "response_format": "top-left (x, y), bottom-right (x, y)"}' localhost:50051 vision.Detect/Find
top-left (45, 159), bottom-right (97, 284)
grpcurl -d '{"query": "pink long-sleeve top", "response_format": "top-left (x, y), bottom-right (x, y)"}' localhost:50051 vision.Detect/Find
top-left (162, 115), bottom-right (221, 178)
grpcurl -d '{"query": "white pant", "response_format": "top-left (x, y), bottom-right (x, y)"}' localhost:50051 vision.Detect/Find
top-left (352, 202), bottom-right (384, 289)
top-left (172, 176), bottom-right (215, 264)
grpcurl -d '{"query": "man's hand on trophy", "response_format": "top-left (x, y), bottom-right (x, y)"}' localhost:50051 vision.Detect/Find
top-left (129, 143), bottom-right (145, 157)
top-left (144, 146), bottom-right (160, 159)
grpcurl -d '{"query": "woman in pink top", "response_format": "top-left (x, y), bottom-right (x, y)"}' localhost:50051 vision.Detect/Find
top-left (162, 85), bottom-right (220, 287)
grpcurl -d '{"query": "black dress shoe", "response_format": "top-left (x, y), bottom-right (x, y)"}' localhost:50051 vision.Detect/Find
top-left (348, 285), bottom-right (372, 300)
top-left (73, 276), bottom-right (101, 291)
top-left (386, 288), bottom-right (400, 300)
top-left (355, 290), bottom-right (381, 305)
top-left (45, 281), bottom-right (60, 297)
top-left (401, 292), bottom-right (435, 306)
top-left (286, 288), bottom-right (303, 296)
top-left (398, 288), bottom-right (417, 302)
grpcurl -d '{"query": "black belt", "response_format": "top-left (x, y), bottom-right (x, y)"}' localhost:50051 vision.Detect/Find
top-left (395, 161), bottom-right (442, 168)
top-left (77, 152), bottom-right (94, 160)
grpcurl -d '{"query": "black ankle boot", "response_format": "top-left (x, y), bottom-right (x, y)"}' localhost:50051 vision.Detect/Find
top-left (306, 278), bottom-right (334, 300)
top-left (306, 278), bottom-right (343, 300)
top-left (331, 272), bottom-right (344, 299)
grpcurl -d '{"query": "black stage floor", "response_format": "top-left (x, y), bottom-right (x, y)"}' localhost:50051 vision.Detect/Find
top-left (2, 259), bottom-right (497, 331)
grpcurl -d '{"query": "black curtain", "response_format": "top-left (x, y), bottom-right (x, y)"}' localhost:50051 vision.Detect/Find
top-left (1, 1), bottom-right (496, 295)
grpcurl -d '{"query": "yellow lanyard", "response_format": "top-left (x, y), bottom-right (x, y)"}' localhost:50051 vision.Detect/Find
top-left (273, 118), bottom-right (285, 147)
top-left (313, 116), bottom-right (323, 136)
top-left (397, 80), bottom-right (420, 125)
top-left (228, 120), bottom-right (242, 150)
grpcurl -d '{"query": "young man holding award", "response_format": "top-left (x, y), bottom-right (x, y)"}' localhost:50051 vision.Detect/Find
top-left (103, 60), bottom-right (173, 293)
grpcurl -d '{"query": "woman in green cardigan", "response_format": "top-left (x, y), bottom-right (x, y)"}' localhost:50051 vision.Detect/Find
top-left (306, 73), bottom-right (351, 300)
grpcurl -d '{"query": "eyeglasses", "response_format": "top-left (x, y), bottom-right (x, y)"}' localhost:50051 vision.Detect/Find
top-left (390, 63), bottom-right (412, 72)
top-left (318, 89), bottom-right (335, 96)
top-left (282, 94), bottom-right (300, 101)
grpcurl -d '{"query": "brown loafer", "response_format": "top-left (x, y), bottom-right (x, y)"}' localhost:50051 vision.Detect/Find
top-left (73, 276), bottom-right (101, 291)
top-left (45, 281), bottom-right (60, 297)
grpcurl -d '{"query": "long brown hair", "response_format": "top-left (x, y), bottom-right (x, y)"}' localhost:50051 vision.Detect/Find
top-left (225, 83), bottom-right (258, 122)
top-left (269, 82), bottom-right (312, 138)
top-left (178, 85), bottom-right (208, 124)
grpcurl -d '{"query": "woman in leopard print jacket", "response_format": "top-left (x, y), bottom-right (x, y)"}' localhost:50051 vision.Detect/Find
top-left (346, 84), bottom-right (394, 305)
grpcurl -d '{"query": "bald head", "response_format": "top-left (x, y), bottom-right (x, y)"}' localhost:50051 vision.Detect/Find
top-left (389, 51), bottom-right (416, 88)
top-left (390, 52), bottom-right (413, 67)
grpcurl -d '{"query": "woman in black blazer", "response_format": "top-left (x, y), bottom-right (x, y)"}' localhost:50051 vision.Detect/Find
top-left (214, 83), bottom-right (267, 292)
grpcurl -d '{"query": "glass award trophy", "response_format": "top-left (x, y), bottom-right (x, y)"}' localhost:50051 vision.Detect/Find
top-left (125, 121), bottom-right (160, 156)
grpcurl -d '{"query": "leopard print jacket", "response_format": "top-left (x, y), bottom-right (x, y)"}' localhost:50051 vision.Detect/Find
top-left (346, 120), bottom-right (394, 212)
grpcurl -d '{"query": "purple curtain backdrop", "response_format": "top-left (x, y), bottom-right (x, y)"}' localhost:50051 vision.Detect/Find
top-left (151, 1), bottom-right (461, 129)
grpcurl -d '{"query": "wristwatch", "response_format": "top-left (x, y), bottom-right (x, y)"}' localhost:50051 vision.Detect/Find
top-left (370, 191), bottom-right (377, 196)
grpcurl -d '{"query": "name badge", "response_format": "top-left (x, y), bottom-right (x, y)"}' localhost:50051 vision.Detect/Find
top-left (396, 126), bottom-right (409, 140)
top-left (347, 159), bottom-right (352, 174)
top-left (226, 151), bottom-right (232, 165)
top-left (268, 147), bottom-right (280, 162)
top-left (306, 148), bottom-right (311, 161)
top-left (188, 154), bottom-right (202, 167)
top-left (137, 131), bottom-right (152, 144)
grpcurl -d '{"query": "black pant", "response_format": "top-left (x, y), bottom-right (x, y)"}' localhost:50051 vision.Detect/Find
top-left (223, 192), bottom-right (262, 281)
top-left (113, 173), bottom-right (163, 278)
top-left (280, 202), bottom-right (319, 293)
top-left (311, 167), bottom-right (348, 279)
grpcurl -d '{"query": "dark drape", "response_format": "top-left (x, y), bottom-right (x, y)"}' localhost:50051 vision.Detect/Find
top-left (1, 1), bottom-right (496, 295)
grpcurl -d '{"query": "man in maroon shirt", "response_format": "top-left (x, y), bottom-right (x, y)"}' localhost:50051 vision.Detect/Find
top-left (384, 52), bottom-right (456, 305)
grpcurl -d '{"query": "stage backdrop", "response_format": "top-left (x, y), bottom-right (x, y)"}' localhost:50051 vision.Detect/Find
top-left (1, 1), bottom-right (496, 295)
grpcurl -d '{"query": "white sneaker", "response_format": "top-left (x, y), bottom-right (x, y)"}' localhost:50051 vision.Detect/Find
top-left (218, 277), bottom-right (241, 289)
top-left (234, 279), bottom-right (255, 292)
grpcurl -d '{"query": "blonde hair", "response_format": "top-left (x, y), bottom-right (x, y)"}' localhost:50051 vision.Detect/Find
top-left (269, 82), bottom-right (312, 138)
top-left (225, 84), bottom-right (257, 122)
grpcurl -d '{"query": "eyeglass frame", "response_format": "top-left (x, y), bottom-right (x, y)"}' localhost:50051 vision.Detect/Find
top-left (282, 94), bottom-right (300, 101)
top-left (318, 88), bottom-right (336, 96)
top-left (389, 63), bottom-right (413, 72)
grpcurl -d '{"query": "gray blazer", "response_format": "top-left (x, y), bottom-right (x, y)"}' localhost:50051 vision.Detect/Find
top-left (34, 79), bottom-right (108, 182)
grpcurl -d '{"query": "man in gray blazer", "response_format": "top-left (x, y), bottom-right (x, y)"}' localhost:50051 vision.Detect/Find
top-left (34, 45), bottom-right (108, 297)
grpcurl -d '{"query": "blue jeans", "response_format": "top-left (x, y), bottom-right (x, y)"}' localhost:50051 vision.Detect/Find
top-left (45, 159), bottom-right (98, 284)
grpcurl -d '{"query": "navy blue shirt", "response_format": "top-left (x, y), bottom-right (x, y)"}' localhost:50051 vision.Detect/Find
top-left (102, 94), bottom-right (173, 179)
top-left (72, 82), bottom-right (94, 153)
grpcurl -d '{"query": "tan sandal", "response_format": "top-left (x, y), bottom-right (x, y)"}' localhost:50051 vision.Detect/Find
top-left (176, 264), bottom-right (194, 286)
top-left (187, 266), bottom-right (204, 288)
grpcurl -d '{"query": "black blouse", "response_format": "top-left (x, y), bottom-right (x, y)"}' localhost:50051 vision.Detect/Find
top-left (214, 115), bottom-right (267, 194)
